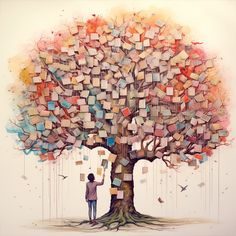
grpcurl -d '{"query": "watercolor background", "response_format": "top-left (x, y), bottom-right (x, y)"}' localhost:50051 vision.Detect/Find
top-left (0, 0), bottom-right (236, 236)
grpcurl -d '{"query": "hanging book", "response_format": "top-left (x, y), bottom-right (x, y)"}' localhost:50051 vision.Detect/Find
top-left (97, 167), bottom-right (103, 176)
top-left (98, 150), bottom-right (106, 155)
top-left (142, 166), bottom-right (148, 174)
top-left (80, 173), bottom-right (85, 181)
top-left (101, 159), bottom-right (108, 169)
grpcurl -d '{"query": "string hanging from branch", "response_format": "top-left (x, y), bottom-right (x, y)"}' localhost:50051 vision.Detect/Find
top-left (41, 162), bottom-right (44, 221)
top-left (48, 161), bottom-right (51, 220)
top-left (217, 147), bottom-right (220, 222)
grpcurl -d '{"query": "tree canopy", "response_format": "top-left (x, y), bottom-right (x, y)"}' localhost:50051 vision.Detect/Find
top-left (8, 12), bottom-right (229, 169)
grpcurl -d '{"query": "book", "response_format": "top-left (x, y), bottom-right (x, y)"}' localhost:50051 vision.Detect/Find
top-left (110, 188), bottom-right (118, 195)
top-left (75, 160), bottom-right (83, 165)
top-left (80, 173), bottom-right (85, 181)
top-left (112, 178), bottom-right (122, 187)
top-left (142, 166), bottom-right (148, 174)
top-left (98, 150), bottom-right (106, 155)
top-left (123, 173), bottom-right (133, 181)
top-left (101, 159), bottom-right (108, 169)
top-left (108, 153), bottom-right (117, 163)
top-left (117, 190), bottom-right (124, 199)
top-left (115, 164), bottom-right (122, 173)
top-left (97, 167), bottom-right (103, 176)
top-left (119, 158), bottom-right (129, 166)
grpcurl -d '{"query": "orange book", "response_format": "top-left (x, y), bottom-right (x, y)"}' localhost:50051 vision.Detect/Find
top-left (194, 154), bottom-right (203, 160)
top-left (98, 150), bottom-right (105, 155)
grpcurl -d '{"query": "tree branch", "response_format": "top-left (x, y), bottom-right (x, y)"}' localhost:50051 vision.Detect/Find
top-left (40, 58), bottom-right (66, 91)
top-left (144, 136), bottom-right (155, 151)
top-left (9, 119), bottom-right (30, 134)
top-left (81, 140), bottom-right (114, 153)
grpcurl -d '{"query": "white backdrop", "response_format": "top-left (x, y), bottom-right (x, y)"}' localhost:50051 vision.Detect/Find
top-left (0, 0), bottom-right (236, 236)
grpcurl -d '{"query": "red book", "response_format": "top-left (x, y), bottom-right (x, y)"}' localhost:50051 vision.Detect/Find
top-left (121, 107), bottom-right (131, 117)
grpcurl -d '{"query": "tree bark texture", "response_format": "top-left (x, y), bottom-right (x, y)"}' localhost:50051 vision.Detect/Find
top-left (109, 156), bottom-right (136, 213)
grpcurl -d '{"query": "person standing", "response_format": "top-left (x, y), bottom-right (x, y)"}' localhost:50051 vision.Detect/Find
top-left (85, 171), bottom-right (105, 224)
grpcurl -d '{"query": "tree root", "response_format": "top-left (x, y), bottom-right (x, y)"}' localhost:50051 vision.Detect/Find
top-left (62, 210), bottom-right (188, 231)
top-left (93, 210), bottom-right (174, 231)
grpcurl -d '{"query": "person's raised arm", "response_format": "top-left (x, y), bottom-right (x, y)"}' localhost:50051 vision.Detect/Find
top-left (96, 170), bottom-right (105, 186)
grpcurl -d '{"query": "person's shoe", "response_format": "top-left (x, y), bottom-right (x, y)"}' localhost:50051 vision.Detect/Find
top-left (92, 220), bottom-right (98, 226)
top-left (89, 220), bottom-right (93, 224)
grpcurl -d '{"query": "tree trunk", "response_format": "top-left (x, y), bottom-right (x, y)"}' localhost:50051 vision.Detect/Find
top-left (109, 156), bottom-right (136, 213)
top-left (96, 154), bottom-right (156, 229)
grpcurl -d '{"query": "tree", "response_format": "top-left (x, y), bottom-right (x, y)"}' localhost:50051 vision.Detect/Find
top-left (8, 12), bottom-right (229, 230)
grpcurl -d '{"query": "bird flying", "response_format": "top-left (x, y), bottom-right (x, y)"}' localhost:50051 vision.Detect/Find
top-left (59, 174), bottom-right (68, 180)
top-left (178, 184), bottom-right (188, 192)
top-left (158, 197), bottom-right (164, 203)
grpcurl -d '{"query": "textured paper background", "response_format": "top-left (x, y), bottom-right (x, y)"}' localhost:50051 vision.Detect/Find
top-left (0, 0), bottom-right (236, 235)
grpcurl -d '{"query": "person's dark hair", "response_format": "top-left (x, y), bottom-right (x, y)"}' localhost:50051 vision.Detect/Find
top-left (87, 173), bottom-right (95, 182)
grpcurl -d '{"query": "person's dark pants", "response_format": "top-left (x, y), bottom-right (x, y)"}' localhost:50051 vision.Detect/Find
top-left (88, 200), bottom-right (97, 220)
